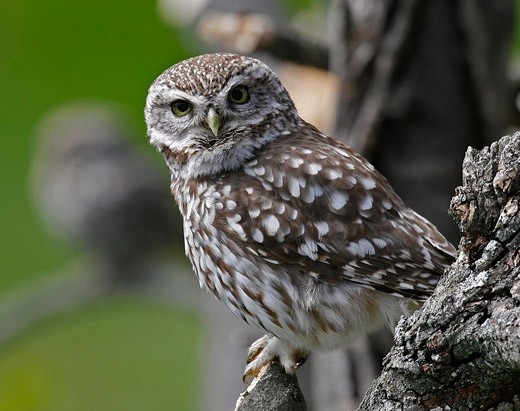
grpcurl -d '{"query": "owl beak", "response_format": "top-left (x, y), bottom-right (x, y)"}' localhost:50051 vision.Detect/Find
top-left (206, 108), bottom-right (220, 137)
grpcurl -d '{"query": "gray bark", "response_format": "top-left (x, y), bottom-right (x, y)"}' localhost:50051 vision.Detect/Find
top-left (359, 133), bottom-right (520, 410)
top-left (235, 360), bottom-right (307, 411)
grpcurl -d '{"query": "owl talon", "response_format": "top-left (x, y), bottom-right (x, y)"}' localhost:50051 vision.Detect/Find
top-left (242, 335), bottom-right (308, 384)
top-left (242, 371), bottom-right (252, 385)
top-left (246, 335), bottom-right (270, 364)
top-left (242, 361), bottom-right (272, 384)
top-left (243, 335), bottom-right (274, 384)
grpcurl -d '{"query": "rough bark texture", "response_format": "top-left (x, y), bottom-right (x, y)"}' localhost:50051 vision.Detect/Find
top-left (235, 360), bottom-right (307, 411)
top-left (235, 134), bottom-right (520, 410)
top-left (358, 133), bottom-right (520, 410)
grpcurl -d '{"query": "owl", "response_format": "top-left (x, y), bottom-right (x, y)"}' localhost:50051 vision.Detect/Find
top-left (145, 53), bottom-right (456, 381)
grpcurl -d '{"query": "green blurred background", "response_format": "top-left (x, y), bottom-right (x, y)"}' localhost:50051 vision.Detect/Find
top-left (0, 1), bottom-right (318, 410)
top-left (0, 1), bottom-right (203, 410)
top-left (1, 1), bottom-right (518, 410)
top-left (0, 0), bottom-right (192, 291)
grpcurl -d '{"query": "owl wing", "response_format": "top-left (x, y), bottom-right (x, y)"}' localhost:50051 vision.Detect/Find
top-left (216, 127), bottom-right (456, 300)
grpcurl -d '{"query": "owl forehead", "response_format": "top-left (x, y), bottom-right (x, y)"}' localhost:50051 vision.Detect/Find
top-left (156, 53), bottom-right (257, 98)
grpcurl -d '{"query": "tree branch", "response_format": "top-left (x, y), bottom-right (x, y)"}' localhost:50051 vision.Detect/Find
top-left (359, 133), bottom-right (520, 410)
top-left (331, 0), bottom-right (421, 152)
top-left (196, 11), bottom-right (329, 69)
top-left (235, 360), bottom-right (306, 411)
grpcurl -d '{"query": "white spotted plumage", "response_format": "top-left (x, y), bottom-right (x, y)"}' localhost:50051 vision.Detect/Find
top-left (145, 53), bottom-right (457, 380)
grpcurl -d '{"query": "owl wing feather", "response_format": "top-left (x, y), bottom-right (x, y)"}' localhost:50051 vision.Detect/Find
top-left (214, 125), bottom-right (456, 300)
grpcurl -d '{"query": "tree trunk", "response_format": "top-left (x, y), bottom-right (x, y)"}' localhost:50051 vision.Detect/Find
top-left (331, 0), bottom-right (514, 244)
top-left (359, 133), bottom-right (520, 410)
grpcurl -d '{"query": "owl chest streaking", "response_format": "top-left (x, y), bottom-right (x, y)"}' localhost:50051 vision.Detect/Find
top-left (145, 53), bottom-right (456, 380)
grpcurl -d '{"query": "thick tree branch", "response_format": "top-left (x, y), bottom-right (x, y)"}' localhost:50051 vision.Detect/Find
top-left (359, 133), bottom-right (520, 410)
top-left (196, 12), bottom-right (329, 69)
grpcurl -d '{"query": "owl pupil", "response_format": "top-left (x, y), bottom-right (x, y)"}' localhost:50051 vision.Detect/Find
top-left (228, 85), bottom-right (249, 104)
top-left (175, 100), bottom-right (189, 112)
top-left (171, 99), bottom-right (192, 117)
top-left (231, 89), bottom-right (243, 100)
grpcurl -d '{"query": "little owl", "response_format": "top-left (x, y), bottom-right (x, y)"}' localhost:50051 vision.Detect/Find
top-left (145, 53), bottom-right (456, 381)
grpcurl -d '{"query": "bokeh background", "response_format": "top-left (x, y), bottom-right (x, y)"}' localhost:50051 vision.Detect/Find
top-left (0, 2), bottom-right (199, 410)
top-left (1, 1), bottom-right (519, 410)
top-left (0, 1), bottom-right (322, 410)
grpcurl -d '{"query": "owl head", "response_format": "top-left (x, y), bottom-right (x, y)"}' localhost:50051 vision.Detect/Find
top-left (145, 53), bottom-right (300, 179)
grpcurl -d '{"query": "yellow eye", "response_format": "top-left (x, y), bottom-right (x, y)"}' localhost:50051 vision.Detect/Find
top-left (228, 85), bottom-right (250, 104)
top-left (171, 99), bottom-right (192, 116)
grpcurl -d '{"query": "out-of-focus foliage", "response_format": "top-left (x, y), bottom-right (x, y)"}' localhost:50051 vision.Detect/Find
top-left (0, 1), bottom-right (201, 410)
top-left (0, 0), bottom-right (191, 291)
top-left (0, 297), bottom-right (201, 411)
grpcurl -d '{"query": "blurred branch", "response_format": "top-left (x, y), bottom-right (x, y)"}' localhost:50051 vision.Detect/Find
top-left (0, 260), bottom-right (199, 347)
top-left (0, 266), bottom-right (109, 346)
top-left (459, 0), bottom-right (514, 143)
top-left (331, 0), bottom-right (420, 152)
top-left (196, 12), bottom-right (329, 69)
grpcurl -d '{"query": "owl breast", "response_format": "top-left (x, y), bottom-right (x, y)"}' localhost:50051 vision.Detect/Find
top-left (172, 174), bottom-right (403, 350)
top-left (175, 177), bottom-right (294, 331)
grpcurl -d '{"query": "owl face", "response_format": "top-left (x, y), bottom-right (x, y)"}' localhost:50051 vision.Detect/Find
top-left (145, 53), bottom-right (300, 178)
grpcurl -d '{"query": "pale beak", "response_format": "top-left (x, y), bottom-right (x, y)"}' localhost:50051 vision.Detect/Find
top-left (206, 108), bottom-right (220, 137)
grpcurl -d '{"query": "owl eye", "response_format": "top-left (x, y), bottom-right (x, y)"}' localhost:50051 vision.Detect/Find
top-left (171, 99), bottom-right (192, 117)
top-left (228, 85), bottom-right (250, 104)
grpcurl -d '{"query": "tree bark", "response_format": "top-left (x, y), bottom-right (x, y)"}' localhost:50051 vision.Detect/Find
top-left (235, 360), bottom-right (307, 411)
top-left (360, 133), bottom-right (520, 410)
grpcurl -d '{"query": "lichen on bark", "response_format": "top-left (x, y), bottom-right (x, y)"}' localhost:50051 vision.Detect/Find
top-left (358, 134), bottom-right (520, 410)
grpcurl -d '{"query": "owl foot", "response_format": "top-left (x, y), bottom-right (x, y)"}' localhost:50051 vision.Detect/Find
top-left (242, 335), bottom-right (308, 384)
